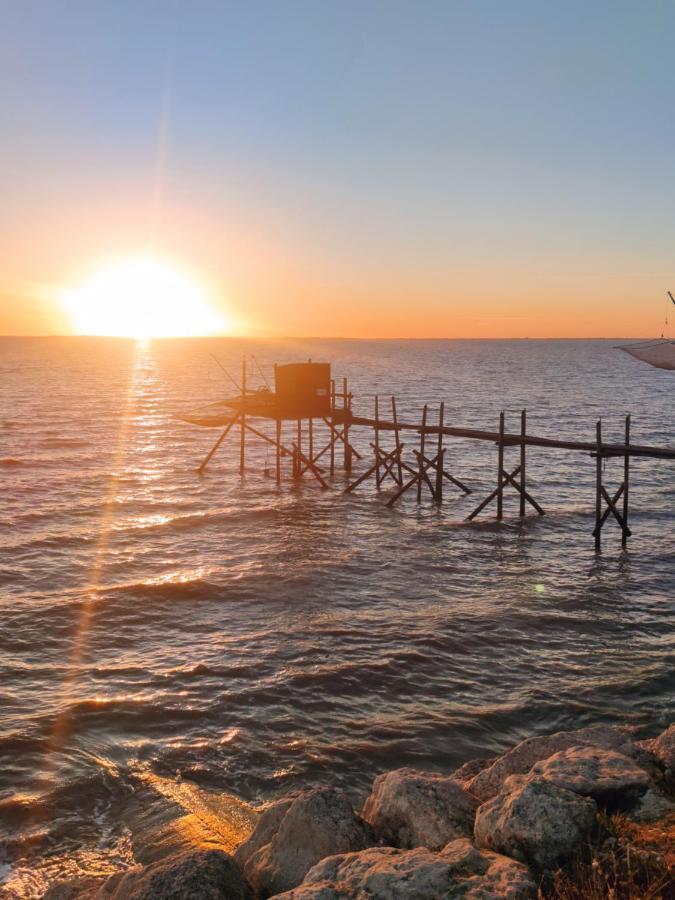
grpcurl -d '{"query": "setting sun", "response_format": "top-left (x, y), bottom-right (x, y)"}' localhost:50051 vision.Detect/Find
top-left (62, 256), bottom-right (227, 338)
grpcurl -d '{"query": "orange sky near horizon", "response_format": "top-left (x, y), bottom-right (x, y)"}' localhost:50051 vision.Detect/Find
top-left (3, 3), bottom-right (675, 341)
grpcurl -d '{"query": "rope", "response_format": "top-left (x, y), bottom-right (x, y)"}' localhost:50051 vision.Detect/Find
top-left (209, 354), bottom-right (241, 393)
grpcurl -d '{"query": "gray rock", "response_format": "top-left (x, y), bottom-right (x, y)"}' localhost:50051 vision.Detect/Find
top-left (361, 768), bottom-right (478, 850)
top-left (235, 787), bottom-right (372, 897)
top-left (627, 788), bottom-right (675, 824)
top-left (527, 745), bottom-right (651, 804)
top-left (474, 776), bottom-right (596, 871)
top-left (273, 838), bottom-right (536, 899)
top-left (466, 724), bottom-right (639, 801)
top-left (96, 850), bottom-right (253, 899)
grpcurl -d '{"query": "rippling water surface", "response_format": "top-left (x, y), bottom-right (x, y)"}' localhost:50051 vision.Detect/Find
top-left (1, 337), bottom-right (673, 895)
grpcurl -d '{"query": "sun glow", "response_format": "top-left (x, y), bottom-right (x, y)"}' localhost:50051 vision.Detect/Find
top-left (63, 256), bottom-right (228, 337)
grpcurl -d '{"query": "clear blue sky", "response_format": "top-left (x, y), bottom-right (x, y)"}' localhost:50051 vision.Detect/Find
top-left (2, 1), bottom-right (674, 336)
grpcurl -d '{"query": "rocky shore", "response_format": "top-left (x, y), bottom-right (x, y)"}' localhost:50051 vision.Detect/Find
top-left (47, 722), bottom-right (674, 899)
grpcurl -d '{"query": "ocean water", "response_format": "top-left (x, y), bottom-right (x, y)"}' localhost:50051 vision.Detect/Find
top-left (0, 336), bottom-right (673, 896)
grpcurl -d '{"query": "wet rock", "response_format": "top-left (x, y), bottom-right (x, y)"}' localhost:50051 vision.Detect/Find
top-left (235, 787), bottom-right (372, 897)
top-left (527, 745), bottom-right (651, 805)
top-left (466, 724), bottom-right (640, 801)
top-left (474, 776), bottom-right (596, 871)
top-left (273, 838), bottom-right (536, 899)
top-left (96, 849), bottom-right (253, 899)
top-left (361, 767), bottom-right (478, 850)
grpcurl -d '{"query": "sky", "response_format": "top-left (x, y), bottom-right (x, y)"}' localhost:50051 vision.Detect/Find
top-left (1, 0), bottom-right (675, 338)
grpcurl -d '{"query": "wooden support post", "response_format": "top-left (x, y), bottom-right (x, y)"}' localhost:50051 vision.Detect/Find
top-left (296, 419), bottom-right (302, 479)
top-left (343, 377), bottom-right (352, 472)
top-left (240, 356), bottom-right (247, 475)
top-left (622, 415), bottom-right (630, 548)
top-left (329, 379), bottom-right (336, 477)
top-left (308, 417), bottom-right (314, 470)
top-left (198, 417), bottom-right (238, 474)
top-left (519, 410), bottom-right (527, 518)
top-left (417, 405), bottom-right (428, 503)
top-left (497, 411), bottom-right (505, 520)
top-left (275, 418), bottom-right (282, 484)
top-left (595, 419), bottom-right (603, 553)
top-left (435, 403), bottom-right (445, 503)
top-left (374, 395), bottom-right (381, 489)
top-left (392, 397), bottom-right (403, 485)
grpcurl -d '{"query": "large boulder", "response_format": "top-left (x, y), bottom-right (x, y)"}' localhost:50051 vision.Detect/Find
top-left (234, 787), bottom-right (372, 897)
top-left (474, 776), bottom-right (596, 871)
top-left (274, 838), bottom-right (536, 899)
top-left (647, 724), bottom-right (675, 773)
top-left (234, 798), bottom-right (295, 873)
top-left (95, 850), bottom-right (253, 899)
top-left (527, 745), bottom-right (651, 805)
top-left (466, 724), bottom-right (640, 801)
top-left (361, 768), bottom-right (478, 850)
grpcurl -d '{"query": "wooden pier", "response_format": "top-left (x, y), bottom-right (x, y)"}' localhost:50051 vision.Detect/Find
top-left (181, 358), bottom-right (675, 552)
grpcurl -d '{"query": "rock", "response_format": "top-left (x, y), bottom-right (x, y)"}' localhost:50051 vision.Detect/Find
top-left (234, 797), bottom-right (294, 873)
top-left (95, 849), bottom-right (253, 899)
top-left (361, 767), bottom-right (478, 850)
top-left (273, 838), bottom-right (536, 899)
top-left (451, 756), bottom-right (498, 786)
top-left (474, 776), bottom-right (596, 871)
top-left (44, 878), bottom-right (105, 899)
top-left (627, 788), bottom-right (675, 823)
top-left (466, 724), bottom-right (640, 801)
top-left (235, 787), bottom-right (372, 897)
top-left (527, 745), bottom-right (651, 805)
top-left (649, 723), bottom-right (675, 772)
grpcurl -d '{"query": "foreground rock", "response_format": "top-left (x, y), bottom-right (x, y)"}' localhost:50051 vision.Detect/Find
top-left (465, 724), bottom-right (642, 801)
top-left (235, 787), bottom-right (372, 897)
top-left (96, 850), bottom-right (252, 899)
top-left (474, 776), bottom-right (596, 871)
top-left (527, 745), bottom-right (651, 805)
top-left (361, 768), bottom-right (478, 850)
top-left (274, 838), bottom-right (536, 899)
top-left (628, 787), bottom-right (675, 823)
top-left (645, 723), bottom-right (675, 774)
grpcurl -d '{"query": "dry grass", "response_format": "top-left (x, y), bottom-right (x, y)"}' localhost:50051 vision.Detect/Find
top-left (539, 811), bottom-right (675, 900)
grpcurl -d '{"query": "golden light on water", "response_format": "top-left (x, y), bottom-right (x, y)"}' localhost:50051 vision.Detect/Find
top-left (62, 255), bottom-right (228, 338)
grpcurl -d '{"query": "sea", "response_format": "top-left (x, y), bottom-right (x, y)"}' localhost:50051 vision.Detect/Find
top-left (0, 337), bottom-right (673, 896)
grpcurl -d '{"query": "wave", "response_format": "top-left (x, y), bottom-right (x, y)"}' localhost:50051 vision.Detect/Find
top-left (40, 438), bottom-right (92, 449)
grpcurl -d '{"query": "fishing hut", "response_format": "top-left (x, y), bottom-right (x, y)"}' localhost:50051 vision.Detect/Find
top-left (179, 357), bottom-right (675, 551)
top-left (179, 358), bottom-right (360, 486)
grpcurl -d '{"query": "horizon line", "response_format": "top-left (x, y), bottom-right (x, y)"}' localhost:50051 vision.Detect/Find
top-left (0, 333), bottom-right (663, 342)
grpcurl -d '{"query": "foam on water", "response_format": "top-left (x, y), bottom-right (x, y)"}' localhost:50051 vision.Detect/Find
top-left (0, 336), bottom-right (673, 895)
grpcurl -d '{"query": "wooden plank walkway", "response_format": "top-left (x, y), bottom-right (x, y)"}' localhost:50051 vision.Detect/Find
top-left (336, 412), bottom-right (675, 460)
